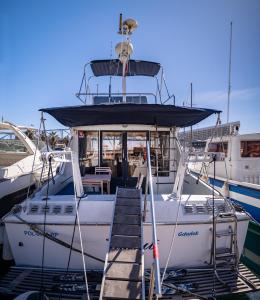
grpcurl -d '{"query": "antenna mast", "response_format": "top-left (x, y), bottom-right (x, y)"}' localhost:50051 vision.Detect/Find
top-left (227, 22), bottom-right (233, 124)
top-left (115, 14), bottom-right (138, 102)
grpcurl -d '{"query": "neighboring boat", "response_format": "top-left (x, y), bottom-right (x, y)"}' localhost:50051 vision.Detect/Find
top-left (0, 121), bottom-right (61, 249)
top-left (1, 16), bottom-right (251, 299)
top-left (189, 131), bottom-right (260, 223)
top-left (0, 122), bottom-right (46, 217)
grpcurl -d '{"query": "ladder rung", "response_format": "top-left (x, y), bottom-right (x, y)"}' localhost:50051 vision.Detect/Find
top-left (218, 213), bottom-right (236, 218)
top-left (216, 247), bottom-right (232, 255)
top-left (216, 230), bottom-right (235, 237)
top-left (216, 253), bottom-right (236, 259)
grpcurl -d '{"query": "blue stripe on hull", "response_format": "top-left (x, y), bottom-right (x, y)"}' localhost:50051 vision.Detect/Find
top-left (208, 177), bottom-right (224, 188)
top-left (230, 198), bottom-right (260, 223)
top-left (229, 184), bottom-right (260, 199)
top-left (193, 173), bottom-right (260, 222)
top-left (208, 176), bottom-right (260, 199)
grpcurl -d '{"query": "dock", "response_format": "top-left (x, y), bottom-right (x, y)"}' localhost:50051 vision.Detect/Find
top-left (0, 264), bottom-right (260, 299)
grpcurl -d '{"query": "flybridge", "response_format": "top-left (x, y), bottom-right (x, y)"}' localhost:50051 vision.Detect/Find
top-left (90, 59), bottom-right (161, 77)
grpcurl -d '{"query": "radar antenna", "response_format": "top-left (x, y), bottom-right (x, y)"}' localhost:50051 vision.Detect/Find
top-left (115, 14), bottom-right (138, 102)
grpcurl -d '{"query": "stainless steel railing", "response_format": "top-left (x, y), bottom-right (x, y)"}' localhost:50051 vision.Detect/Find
top-left (75, 92), bottom-right (158, 105)
top-left (143, 141), bottom-right (162, 297)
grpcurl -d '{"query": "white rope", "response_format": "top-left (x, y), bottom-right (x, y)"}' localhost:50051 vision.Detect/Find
top-left (71, 152), bottom-right (90, 300)
top-left (160, 191), bottom-right (183, 284)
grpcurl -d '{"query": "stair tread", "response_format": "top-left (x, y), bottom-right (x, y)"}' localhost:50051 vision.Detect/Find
top-left (112, 224), bottom-right (141, 237)
top-left (103, 279), bottom-right (142, 299)
top-left (108, 249), bottom-right (142, 264)
top-left (110, 235), bottom-right (141, 249)
top-left (105, 262), bottom-right (142, 281)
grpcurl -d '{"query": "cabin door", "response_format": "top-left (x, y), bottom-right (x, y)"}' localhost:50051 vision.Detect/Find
top-left (101, 131), bottom-right (147, 186)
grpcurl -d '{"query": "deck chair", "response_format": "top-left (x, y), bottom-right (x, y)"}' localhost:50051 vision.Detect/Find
top-left (82, 179), bottom-right (103, 194)
top-left (95, 166), bottom-right (112, 175)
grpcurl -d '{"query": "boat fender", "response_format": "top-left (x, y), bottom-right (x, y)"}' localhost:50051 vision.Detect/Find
top-left (2, 228), bottom-right (14, 261)
top-left (0, 224), bottom-right (4, 245)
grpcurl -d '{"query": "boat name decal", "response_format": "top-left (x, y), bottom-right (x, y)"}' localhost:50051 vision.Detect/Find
top-left (24, 230), bottom-right (59, 237)
top-left (178, 231), bottom-right (199, 237)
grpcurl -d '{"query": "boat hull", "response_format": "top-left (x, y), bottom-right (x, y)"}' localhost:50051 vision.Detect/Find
top-left (4, 218), bottom-right (248, 270)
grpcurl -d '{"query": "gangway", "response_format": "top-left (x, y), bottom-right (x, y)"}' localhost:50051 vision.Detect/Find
top-left (99, 187), bottom-right (145, 299)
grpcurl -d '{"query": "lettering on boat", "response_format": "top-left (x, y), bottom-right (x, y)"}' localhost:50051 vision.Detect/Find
top-left (24, 230), bottom-right (59, 237)
top-left (178, 231), bottom-right (199, 237)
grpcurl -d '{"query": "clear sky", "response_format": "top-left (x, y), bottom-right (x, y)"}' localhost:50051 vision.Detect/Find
top-left (1, 0), bottom-right (260, 132)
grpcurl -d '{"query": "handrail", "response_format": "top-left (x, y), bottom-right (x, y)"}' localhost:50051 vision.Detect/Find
top-left (143, 141), bottom-right (162, 296)
top-left (75, 92), bottom-right (158, 105)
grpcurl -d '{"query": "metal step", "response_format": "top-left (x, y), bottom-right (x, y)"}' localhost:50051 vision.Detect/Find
top-left (216, 228), bottom-right (235, 237)
top-left (215, 248), bottom-right (236, 260)
top-left (216, 247), bottom-right (232, 255)
top-left (218, 212), bottom-right (236, 218)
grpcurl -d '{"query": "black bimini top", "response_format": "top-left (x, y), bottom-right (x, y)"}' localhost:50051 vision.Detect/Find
top-left (90, 59), bottom-right (160, 77)
top-left (40, 104), bottom-right (220, 128)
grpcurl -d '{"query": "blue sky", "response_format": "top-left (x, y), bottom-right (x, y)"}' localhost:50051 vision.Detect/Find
top-left (1, 0), bottom-right (260, 132)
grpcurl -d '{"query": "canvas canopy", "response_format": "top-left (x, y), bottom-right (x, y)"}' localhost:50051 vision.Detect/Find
top-left (40, 104), bottom-right (220, 128)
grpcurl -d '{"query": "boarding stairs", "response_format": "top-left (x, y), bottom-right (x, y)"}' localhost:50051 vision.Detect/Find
top-left (99, 187), bottom-right (145, 300)
top-left (210, 208), bottom-right (239, 288)
top-left (211, 211), bottom-right (239, 267)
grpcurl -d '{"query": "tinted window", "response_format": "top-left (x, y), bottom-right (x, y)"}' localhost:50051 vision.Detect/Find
top-left (241, 141), bottom-right (260, 157)
top-left (208, 142), bottom-right (228, 156)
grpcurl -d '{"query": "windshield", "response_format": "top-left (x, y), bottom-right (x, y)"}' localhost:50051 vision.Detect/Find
top-left (0, 130), bottom-right (28, 153)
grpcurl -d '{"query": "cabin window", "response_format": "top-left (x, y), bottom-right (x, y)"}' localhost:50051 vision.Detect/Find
top-left (208, 142), bottom-right (228, 156)
top-left (241, 141), bottom-right (260, 157)
top-left (0, 130), bottom-right (28, 153)
top-left (78, 131), bottom-right (99, 173)
top-left (150, 132), bottom-right (170, 176)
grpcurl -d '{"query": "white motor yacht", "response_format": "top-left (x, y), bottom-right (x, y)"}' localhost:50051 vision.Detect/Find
top-left (0, 122), bottom-right (49, 217)
top-left (1, 18), bottom-right (249, 294)
top-left (189, 126), bottom-right (260, 223)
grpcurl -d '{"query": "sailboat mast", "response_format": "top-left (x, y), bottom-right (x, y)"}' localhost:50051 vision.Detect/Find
top-left (227, 22), bottom-right (233, 124)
